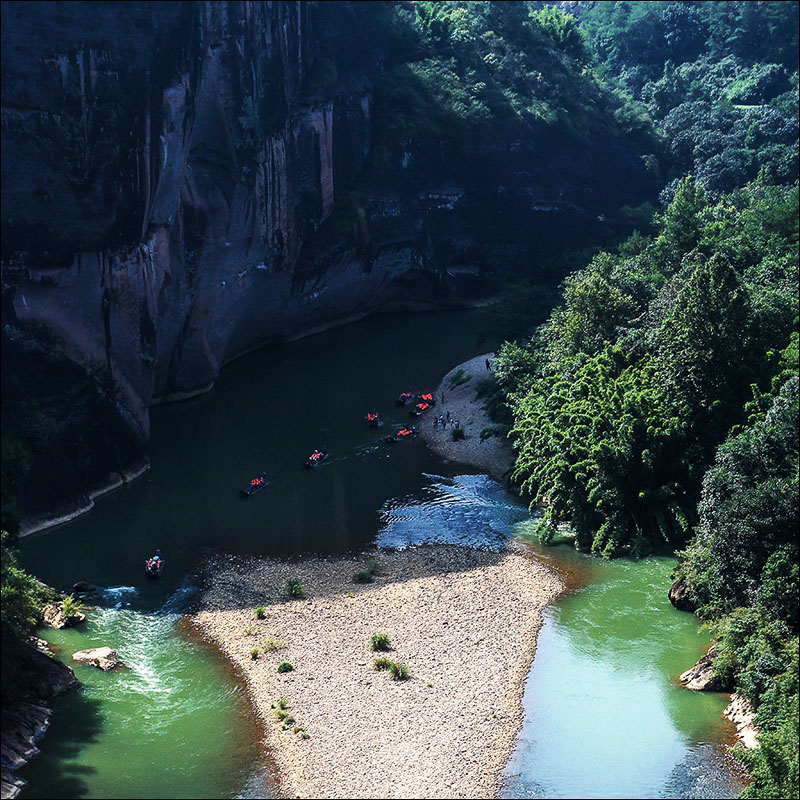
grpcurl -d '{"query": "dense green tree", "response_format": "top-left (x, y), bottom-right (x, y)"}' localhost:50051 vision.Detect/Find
top-left (678, 377), bottom-right (798, 620)
top-left (509, 347), bottom-right (692, 556)
top-left (656, 253), bottom-right (752, 430)
top-left (653, 175), bottom-right (707, 265)
top-left (529, 5), bottom-right (588, 64)
top-left (1, 531), bottom-right (50, 637)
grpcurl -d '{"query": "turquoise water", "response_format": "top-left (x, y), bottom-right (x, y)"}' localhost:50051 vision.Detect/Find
top-left (18, 309), bottom-right (743, 798)
top-left (23, 585), bottom-right (271, 799)
top-left (503, 530), bottom-right (745, 798)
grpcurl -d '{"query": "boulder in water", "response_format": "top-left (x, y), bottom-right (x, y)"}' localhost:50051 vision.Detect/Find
top-left (41, 603), bottom-right (67, 629)
top-left (41, 602), bottom-right (85, 629)
top-left (72, 646), bottom-right (124, 671)
top-left (679, 645), bottom-right (726, 691)
top-left (668, 577), bottom-right (697, 612)
top-left (72, 580), bottom-right (96, 594)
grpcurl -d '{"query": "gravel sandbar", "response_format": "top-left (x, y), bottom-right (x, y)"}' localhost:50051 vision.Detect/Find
top-left (191, 544), bottom-right (562, 798)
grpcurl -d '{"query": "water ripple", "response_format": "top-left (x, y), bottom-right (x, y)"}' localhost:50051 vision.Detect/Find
top-left (374, 473), bottom-right (530, 550)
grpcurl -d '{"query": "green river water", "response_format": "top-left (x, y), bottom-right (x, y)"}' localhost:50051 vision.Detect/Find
top-left (19, 309), bottom-right (744, 798)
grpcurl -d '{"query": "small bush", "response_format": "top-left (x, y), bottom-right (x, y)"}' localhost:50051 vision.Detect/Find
top-left (352, 570), bottom-right (374, 584)
top-left (276, 696), bottom-right (289, 710)
top-left (243, 626), bottom-right (256, 636)
top-left (293, 726), bottom-right (303, 734)
top-left (263, 637), bottom-right (286, 651)
top-left (254, 606), bottom-right (266, 619)
top-left (369, 632), bottom-right (392, 651)
top-left (300, 732), bottom-right (310, 740)
top-left (448, 368), bottom-right (472, 389)
top-left (283, 715), bottom-right (295, 726)
top-left (285, 578), bottom-right (304, 598)
top-left (366, 560), bottom-right (384, 576)
top-left (389, 661), bottom-right (410, 681)
top-left (480, 424), bottom-right (510, 442)
top-left (61, 594), bottom-right (84, 618)
top-left (373, 657), bottom-right (393, 671)
top-left (451, 427), bottom-right (466, 441)
top-left (250, 647), bottom-right (260, 660)
top-left (277, 662), bottom-right (294, 673)
top-left (474, 377), bottom-right (498, 399)
top-left (273, 708), bottom-right (288, 721)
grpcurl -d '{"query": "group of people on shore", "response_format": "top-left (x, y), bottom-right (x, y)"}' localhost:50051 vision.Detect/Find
top-left (433, 411), bottom-right (459, 431)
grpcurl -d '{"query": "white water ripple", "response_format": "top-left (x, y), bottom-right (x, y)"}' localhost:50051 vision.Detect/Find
top-left (375, 473), bottom-right (530, 550)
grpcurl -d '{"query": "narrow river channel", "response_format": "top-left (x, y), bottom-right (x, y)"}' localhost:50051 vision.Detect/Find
top-left (19, 309), bottom-right (743, 799)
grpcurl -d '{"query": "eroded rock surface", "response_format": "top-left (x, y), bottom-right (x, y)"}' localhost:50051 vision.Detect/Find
top-left (0, 633), bottom-right (78, 798)
top-left (724, 693), bottom-right (760, 749)
top-left (668, 577), bottom-right (698, 612)
top-left (679, 645), bottom-right (726, 691)
top-left (72, 646), bottom-right (123, 671)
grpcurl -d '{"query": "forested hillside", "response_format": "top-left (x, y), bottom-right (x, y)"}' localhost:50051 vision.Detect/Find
top-left (486, 3), bottom-right (798, 796)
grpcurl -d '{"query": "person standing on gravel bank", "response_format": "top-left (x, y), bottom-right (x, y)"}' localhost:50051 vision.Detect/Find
top-left (485, 358), bottom-right (491, 371)
top-left (441, 391), bottom-right (446, 404)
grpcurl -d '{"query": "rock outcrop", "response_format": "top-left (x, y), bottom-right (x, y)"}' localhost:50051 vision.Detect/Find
top-left (1, 702), bottom-right (52, 799)
top-left (71, 646), bottom-right (123, 671)
top-left (0, 628), bottom-right (79, 798)
top-left (724, 693), bottom-right (760, 749)
top-left (668, 577), bottom-right (698, 612)
top-left (40, 602), bottom-right (85, 630)
top-left (679, 645), bottom-right (727, 691)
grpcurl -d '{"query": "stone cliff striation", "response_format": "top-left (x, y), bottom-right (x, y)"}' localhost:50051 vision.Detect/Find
top-left (1, 1), bottom-right (655, 534)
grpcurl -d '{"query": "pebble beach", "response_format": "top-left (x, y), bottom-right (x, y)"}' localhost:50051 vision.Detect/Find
top-left (191, 544), bottom-right (562, 799)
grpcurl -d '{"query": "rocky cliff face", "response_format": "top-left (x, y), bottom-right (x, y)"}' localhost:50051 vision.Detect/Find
top-left (2, 1), bottom-right (388, 531)
top-left (3, 2), bottom-right (383, 416)
top-left (1, 1), bottom-right (655, 533)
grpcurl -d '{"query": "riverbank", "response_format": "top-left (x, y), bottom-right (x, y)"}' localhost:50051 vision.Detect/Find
top-left (0, 637), bottom-right (78, 799)
top-left (18, 460), bottom-right (150, 538)
top-left (418, 353), bottom-right (514, 483)
top-left (191, 544), bottom-right (563, 799)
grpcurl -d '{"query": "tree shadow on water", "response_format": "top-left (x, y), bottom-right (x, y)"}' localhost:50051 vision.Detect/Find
top-left (18, 690), bottom-right (103, 799)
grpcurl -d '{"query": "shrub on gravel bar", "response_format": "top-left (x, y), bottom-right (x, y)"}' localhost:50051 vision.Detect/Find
top-left (369, 632), bottom-right (392, 651)
top-left (389, 661), bottom-right (410, 681)
top-left (285, 578), bottom-right (304, 598)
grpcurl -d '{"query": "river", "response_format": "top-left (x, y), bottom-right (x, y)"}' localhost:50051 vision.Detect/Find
top-left (19, 309), bottom-right (744, 799)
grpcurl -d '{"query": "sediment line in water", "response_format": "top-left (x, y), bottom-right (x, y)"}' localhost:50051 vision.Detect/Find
top-left (189, 544), bottom-right (563, 799)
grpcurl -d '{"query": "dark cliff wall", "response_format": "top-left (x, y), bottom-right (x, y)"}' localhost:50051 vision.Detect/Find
top-left (1, 1), bottom-right (655, 533)
top-left (1, 1), bottom-right (388, 532)
top-left (2, 1), bottom-right (385, 415)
